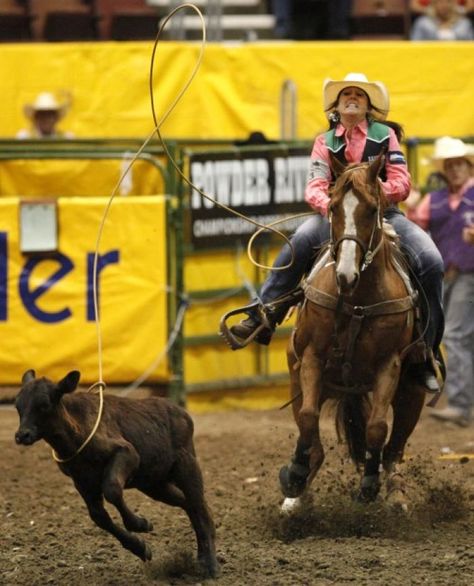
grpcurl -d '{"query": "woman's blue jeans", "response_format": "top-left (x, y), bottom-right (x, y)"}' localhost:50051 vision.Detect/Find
top-left (258, 208), bottom-right (444, 352)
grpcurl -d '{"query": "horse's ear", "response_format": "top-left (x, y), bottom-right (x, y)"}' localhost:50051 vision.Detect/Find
top-left (367, 149), bottom-right (386, 185)
top-left (329, 151), bottom-right (346, 179)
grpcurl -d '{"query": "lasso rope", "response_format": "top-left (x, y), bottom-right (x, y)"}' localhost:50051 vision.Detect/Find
top-left (52, 4), bottom-right (209, 461)
top-left (51, 381), bottom-right (105, 463)
top-left (57, 3), bottom-right (310, 460)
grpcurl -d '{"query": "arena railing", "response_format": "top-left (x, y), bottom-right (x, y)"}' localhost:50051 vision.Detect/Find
top-left (0, 136), bottom-right (472, 404)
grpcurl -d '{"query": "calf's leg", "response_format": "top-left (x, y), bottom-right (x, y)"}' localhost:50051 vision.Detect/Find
top-left (75, 483), bottom-right (151, 561)
top-left (102, 443), bottom-right (153, 532)
top-left (170, 450), bottom-right (219, 578)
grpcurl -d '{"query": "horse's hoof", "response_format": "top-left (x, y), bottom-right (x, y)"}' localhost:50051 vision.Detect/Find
top-left (357, 475), bottom-right (381, 503)
top-left (386, 489), bottom-right (409, 513)
top-left (357, 489), bottom-right (377, 503)
top-left (279, 464), bottom-right (308, 498)
top-left (280, 497), bottom-right (302, 515)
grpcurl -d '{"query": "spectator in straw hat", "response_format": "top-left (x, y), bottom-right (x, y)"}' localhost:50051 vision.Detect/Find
top-left (16, 92), bottom-right (74, 139)
top-left (406, 137), bottom-right (474, 426)
top-left (230, 72), bottom-right (445, 394)
top-left (410, 0), bottom-right (473, 41)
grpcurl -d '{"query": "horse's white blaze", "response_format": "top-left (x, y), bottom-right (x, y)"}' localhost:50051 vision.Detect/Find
top-left (280, 497), bottom-right (302, 515)
top-left (337, 190), bottom-right (359, 282)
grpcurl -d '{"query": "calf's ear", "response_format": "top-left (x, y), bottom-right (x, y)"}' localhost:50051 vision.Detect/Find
top-left (56, 370), bottom-right (81, 396)
top-left (22, 370), bottom-right (36, 385)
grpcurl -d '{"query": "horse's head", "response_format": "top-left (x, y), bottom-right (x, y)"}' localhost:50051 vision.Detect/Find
top-left (328, 151), bottom-right (387, 295)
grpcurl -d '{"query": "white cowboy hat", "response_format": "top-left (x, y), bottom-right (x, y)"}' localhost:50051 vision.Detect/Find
top-left (431, 136), bottom-right (474, 168)
top-left (24, 92), bottom-right (69, 119)
top-left (323, 73), bottom-right (390, 120)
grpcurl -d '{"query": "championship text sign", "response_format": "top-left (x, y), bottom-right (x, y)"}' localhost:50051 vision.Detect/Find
top-left (188, 148), bottom-right (311, 249)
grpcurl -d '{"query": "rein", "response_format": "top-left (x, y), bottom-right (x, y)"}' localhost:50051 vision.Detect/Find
top-left (328, 183), bottom-right (383, 274)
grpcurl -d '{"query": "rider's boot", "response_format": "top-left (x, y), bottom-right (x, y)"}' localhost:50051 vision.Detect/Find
top-left (409, 350), bottom-right (444, 394)
top-left (230, 309), bottom-right (284, 346)
top-left (230, 292), bottom-right (301, 346)
top-left (409, 362), bottom-right (438, 393)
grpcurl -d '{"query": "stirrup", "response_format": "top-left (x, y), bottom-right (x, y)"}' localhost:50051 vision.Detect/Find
top-left (219, 301), bottom-right (272, 351)
top-left (219, 288), bottom-right (304, 351)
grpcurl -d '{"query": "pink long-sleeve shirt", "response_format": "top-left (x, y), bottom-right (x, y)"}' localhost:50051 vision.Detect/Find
top-left (305, 120), bottom-right (411, 216)
top-left (407, 177), bottom-right (474, 230)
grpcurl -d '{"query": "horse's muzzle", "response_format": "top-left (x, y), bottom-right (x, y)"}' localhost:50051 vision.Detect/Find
top-left (336, 271), bottom-right (359, 295)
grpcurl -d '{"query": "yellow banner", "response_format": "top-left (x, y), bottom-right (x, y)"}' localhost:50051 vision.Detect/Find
top-left (183, 246), bottom-right (295, 387)
top-left (0, 159), bottom-right (165, 198)
top-left (1, 41), bottom-right (472, 140)
top-left (0, 196), bottom-right (169, 385)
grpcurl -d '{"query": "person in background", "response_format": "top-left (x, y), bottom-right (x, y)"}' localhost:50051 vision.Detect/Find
top-left (16, 92), bottom-right (74, 139)
top-left (271, 0), bottom-right (293, 38)
top-left (291, 0), bottom-right (352, 40)
top-left (406, 137), bottom-right (474, 427)
top-left (234, 131), bottom-right (277, 146)
top-left (327, 0), bottom-right (352, 39)
top-left (410, 0), bottom-right (473, 40)
top-left (230, 72), bottom-right (445, 394)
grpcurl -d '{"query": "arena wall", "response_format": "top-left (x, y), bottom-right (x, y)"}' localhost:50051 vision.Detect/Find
top-left (2, 41), bottom-right (473, 140)
top-left (0, 196), bottom-right (168, 384)
top-left (1, 40), bottom-right (473, 397)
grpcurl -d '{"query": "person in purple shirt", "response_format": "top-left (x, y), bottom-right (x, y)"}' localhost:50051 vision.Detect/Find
top-left (407, 137), bottom-right (474, 426)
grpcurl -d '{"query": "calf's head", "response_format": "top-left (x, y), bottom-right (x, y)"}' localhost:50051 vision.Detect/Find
top-left (15, 370), bottom-right (81, 446)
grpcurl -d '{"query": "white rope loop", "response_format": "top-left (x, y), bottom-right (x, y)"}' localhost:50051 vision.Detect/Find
top-left (51, 6), bottom-right (206, 462)
top-left (54, 4), bottom-right (314, 464)
top-left (51, 382), bottom-right (106, 463)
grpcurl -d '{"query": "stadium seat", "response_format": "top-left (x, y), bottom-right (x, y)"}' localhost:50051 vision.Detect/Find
top-left (29, 0), bottom-right (98, 41)
top-left (351, 0), bottom-right (411, 39)
top-left (94, 0), bottom-right (160, 40)
top-left (0, 0), bottom-right (32, 41)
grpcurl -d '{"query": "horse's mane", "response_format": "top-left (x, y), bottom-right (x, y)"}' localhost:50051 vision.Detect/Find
top-left (330, 162), bottom-right (389, 215)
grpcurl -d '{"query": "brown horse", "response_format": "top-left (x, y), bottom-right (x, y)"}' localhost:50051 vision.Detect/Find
top-left (280, 152), bottom-right (427, 512)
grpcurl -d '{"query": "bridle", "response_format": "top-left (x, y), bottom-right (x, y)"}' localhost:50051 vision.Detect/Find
top-left (329, 168), bottom-right (384, 273)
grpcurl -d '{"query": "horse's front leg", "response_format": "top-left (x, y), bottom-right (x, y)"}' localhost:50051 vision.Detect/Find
top-left (280, 344), bottom-right (324, 501)
top-left (383, 377), bottom-right (426, 511)
top-left (359, 355), bottom-right (401, 502)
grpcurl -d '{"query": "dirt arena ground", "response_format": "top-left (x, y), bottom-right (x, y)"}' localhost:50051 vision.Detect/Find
top-left (1, 390), bottom-right (473, 586)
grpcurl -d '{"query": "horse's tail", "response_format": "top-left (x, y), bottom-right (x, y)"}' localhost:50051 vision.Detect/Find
top-left (335, 394), bottom-right (372, 465)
